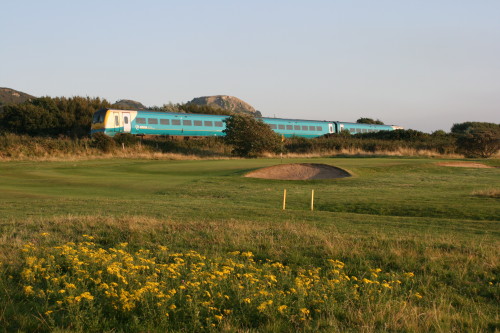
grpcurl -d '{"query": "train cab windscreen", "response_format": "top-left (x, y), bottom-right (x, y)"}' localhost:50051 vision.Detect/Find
top-left (92, 110), bottom-right (107, 124)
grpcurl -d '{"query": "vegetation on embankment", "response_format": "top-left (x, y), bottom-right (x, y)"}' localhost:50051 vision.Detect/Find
top-left (0, 158), bottom-right (498, 331)
top-left (0, 131), bottom-right (483, 160)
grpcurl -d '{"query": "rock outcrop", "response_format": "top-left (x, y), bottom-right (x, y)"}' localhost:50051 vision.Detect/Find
top-left (188, 95), bottom-right (261, 116)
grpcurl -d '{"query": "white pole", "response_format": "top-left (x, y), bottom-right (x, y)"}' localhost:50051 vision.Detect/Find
top-left (311, 190), bottom-right (315, 211)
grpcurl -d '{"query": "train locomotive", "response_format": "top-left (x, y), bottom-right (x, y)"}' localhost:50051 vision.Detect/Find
top-left (91, 108), bottom-right (401, 138)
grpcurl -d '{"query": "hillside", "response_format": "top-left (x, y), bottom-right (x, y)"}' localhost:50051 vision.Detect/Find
top-left (112, 99), bottom-right (146, 110)
top-left (188, 95), bottom-right (261, 116)
top-left (0, 87), bottom-right (35, 107)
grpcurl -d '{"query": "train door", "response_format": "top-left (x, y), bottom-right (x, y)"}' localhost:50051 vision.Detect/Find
top-left (123, 113), bottom-right (131, 133)
top-left (113, 112), bottom-right (121, 133)
top-left (328, 123), bottom-right (334, 134)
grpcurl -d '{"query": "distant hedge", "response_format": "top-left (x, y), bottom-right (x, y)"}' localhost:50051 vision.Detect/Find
top-left (0, 96), bottom-right (110, 138)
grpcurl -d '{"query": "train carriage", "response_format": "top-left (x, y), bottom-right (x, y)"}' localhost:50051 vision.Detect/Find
top-left (91, 108), bottom-right (399, 138)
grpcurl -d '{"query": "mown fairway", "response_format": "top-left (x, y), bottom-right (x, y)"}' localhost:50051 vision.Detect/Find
top-left (0, 157), bottom-right (499, 332)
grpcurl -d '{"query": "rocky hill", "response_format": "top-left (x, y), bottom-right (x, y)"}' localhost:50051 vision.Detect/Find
top-left (188, 95), bottom-right (261, 116)
top-left (0, 87), bottom-right (35, 107)
top-left (112, 99), bottom-right (146, 110)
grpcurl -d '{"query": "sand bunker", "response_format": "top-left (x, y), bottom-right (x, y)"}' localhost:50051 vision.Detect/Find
top-left (436, 162), bottom-right (494, 168)
top-left (245, 163), bottom-right (351, 180)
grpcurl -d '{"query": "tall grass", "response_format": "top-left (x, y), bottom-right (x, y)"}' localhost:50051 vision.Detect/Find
top-left (0, 133), bottom-right (469, 161)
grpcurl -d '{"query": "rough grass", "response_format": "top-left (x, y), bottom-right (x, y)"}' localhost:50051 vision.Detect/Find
top-left (0, 157), bottom-right (499, 332)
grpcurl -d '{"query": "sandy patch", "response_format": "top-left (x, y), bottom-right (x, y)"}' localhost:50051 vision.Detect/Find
top-left (436, 162), bottom-right (494, 168)
top-left (245, 163), bottom-right (351, 180)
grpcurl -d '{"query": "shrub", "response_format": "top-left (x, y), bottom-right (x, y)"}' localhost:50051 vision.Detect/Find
top-left (452, 122), bottom-right (500, 158)
top-left (91, 132), bottom-right (115, 152)
top-left (223, 114), bottom-right (281, 157)
top-left (114, 133), bottom-right (139, 147)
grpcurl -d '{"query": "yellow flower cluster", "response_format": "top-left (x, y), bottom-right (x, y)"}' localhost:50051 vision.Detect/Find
top-left (19, 238), bottom-right (418, 330)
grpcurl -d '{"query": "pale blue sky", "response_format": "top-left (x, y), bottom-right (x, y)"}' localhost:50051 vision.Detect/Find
top-left (1, 0), bottom-right (499, 132)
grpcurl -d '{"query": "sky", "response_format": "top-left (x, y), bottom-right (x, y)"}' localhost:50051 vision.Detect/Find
top-left (1, 0), bottom-right (499, 132)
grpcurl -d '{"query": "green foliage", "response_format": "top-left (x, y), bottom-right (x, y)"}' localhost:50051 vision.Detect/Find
top-left (356, 117), bottom-right (384, 124)
top-left (113, 133), bottom-right (139, 147)
top-left (0, 96), bottom-right (111, 138)
top-left (223, 114), bottom-right (281, 156)
top-left (148, 102), bottom-right (183, 113)
top-left (179, 103), bottom-right (233, 116)
top-left (452, 122), bottom-right (500, 158)
top-left (431, 130), bottom-right (447, 136)
top-left (286, 129), bottom-right (457, 155)
top-left (148, 103), bottom-right (233, 116)
top-left (91, 132), bottom-right (116, 152)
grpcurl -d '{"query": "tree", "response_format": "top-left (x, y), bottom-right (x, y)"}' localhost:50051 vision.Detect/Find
top-left (356, 117), bottom-right (384, 125)
top-left (452, 122), bottom-right (499, 158)
top-left (0, 96), bottom-right (110, 137)
top-left (223, 114), bottom-right (281, 157)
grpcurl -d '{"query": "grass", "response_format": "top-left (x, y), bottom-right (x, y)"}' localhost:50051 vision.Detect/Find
top-left (0, 157), bottom-right (499, 332)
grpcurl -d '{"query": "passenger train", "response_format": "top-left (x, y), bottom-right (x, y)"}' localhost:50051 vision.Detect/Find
top-left (91, 108), bottom-right (402, 138)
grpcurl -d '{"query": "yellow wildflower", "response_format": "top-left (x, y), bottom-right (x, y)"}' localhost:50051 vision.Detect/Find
top-left (23, 285), bottom-right (34, 296)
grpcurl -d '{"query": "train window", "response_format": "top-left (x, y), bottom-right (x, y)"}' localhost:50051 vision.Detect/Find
top-left (286, 125), bottom-right (293, 130)
top-left (148, 118), bottom-right (158, 124)
top-left (349, 128), bottom-right (355, 133)
top-left (172, 119), bottom-right (181, 125)
top-left (309, 126), bottom-right (316, 131)
top-left (93, 112), bottom-right (105, 123)
top-left (136, 118), bottom-right (146, 124)
top-left (183, 120), bottom-right (192, 126)
top-left (302, 126), bottom-right (308, 131)
top-left (362, 129), bottom-right (367, 133)
top-left (214, 121), bottom-right (223, 127)
top-left (316, 126), bottom-right (322, 131)
top-left (194, 120), bottom-right (202, 126)
top-left (204, 121), bottom-right (213, 127)
top-left (160, 119), bottom-right (170, 125)
top-left (270, 124), bottom-right (277, 129)
top-left (356, 129), bottom-right (361, 133)
top-left (294, 125), bottom-right (300, 130)
top-left (115, 115), bottom-right (119, 126)
top-left (278, 124), bottom-right (285, 130)
top-left (124, 117), bottom-right (129, 124)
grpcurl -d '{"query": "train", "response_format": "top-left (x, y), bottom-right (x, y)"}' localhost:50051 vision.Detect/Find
top-left (91, 108), bottom-right (402, 138)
